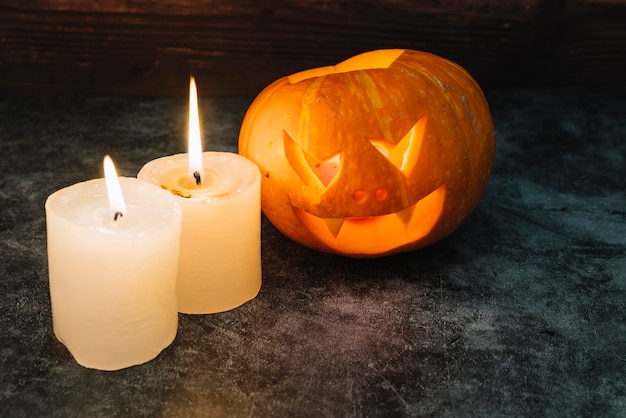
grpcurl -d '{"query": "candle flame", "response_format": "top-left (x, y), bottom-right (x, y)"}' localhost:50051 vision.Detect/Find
top-left (103, 155), bottom-right (127, 221)
top-left (188, 76), bottom-right (204, 184)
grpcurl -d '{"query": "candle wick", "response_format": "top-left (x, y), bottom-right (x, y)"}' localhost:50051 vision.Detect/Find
top-left (114, 211), bottom-right (124, 222)
top-left (193, 171), bottom-right (201, 185)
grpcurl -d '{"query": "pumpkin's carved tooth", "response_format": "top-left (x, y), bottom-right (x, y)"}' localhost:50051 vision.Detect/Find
top-left (323, 217), bottom-right (345, 237)
top-left (396, 204), bottom-right (417, 229)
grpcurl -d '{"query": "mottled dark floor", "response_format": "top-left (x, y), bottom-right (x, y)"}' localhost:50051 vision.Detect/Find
top-left (0, 88), bottom-right (625, 417)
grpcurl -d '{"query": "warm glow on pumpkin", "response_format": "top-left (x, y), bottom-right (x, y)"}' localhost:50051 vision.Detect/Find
top-left (238, 49), bottom-right (496, 257)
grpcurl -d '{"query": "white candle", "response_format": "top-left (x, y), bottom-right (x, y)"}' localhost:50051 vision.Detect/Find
top-left (45, 156), bottom-right (182, 371)
top-left (137, 151), bottom-right (262, 314)
top-left (137, 76), bottom-right (261, 314)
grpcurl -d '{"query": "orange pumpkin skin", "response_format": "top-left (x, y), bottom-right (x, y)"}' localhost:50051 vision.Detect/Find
top-left (238, 49), bottom-right (495, 257)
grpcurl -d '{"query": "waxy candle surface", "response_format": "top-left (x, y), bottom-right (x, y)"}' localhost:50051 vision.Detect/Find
top-left (45, 177), bottom-right (182, 370)
top-left (138, 152), bottom-right (262, 314)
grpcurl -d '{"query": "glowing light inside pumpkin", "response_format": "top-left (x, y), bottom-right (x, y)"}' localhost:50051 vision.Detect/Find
top-left (315, 154), bottom-right (341, 187)
top-left (368, 115), bottom-right (426, 175)
top-left (369, 140), bottom-right (392, 158)
top-left (188, 76), bottom-right (204, 184)
top-left (103, 155), bottom-right (127, 221)
top-left (284, 131), bottom-right (342, 191)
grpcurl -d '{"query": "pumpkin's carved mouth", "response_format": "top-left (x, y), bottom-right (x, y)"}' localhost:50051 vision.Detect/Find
top-left (294, 184), bottom-right (446, 254)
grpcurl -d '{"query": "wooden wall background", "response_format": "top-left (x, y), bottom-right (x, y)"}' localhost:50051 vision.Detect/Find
top-left (1, 0), bottom-right (625, 97)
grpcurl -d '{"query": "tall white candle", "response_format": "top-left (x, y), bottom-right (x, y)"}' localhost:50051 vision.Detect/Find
top-left (45, 157), bottom-right (182, 371)
top-left (137, 77), bottom-right (261, 314)
top-left (137, 151), bottom-right (262, 314)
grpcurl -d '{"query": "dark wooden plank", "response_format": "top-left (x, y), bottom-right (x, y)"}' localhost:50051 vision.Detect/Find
top-left (555, 1), bottom-right (626, 85)
top-left (0, 0), bottom-right (624, 96)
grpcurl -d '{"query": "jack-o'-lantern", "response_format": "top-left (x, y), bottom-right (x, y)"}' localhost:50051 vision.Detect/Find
top-left (238, 49), bottom-right (495, 257)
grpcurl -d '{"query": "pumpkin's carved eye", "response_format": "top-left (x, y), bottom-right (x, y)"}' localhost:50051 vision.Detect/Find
top-left (368, 114), bottom-right (426, 176)
top-left (284, 131), bottom-right (341, 189)
top-left (284, 115), bottom-right (426, 190)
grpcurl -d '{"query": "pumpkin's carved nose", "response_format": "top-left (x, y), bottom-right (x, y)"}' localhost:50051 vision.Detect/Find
top-left (352, 188), bottom-right (389, 203)
top-left (352, 190), bottom-right (366, 202)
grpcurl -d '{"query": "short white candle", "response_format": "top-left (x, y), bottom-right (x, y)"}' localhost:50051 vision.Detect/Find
top-left (45, 156), bottom-right (182, 371)
top-left (137, 151), bottom-right (262, 314)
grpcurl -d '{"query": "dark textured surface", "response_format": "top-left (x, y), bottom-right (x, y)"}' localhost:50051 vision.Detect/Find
top-left (0, 89), bottom-right (625, 417)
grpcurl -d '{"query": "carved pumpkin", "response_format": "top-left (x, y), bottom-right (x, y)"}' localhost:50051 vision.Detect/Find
top-left (238, 49), bottom-right (495, 257)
